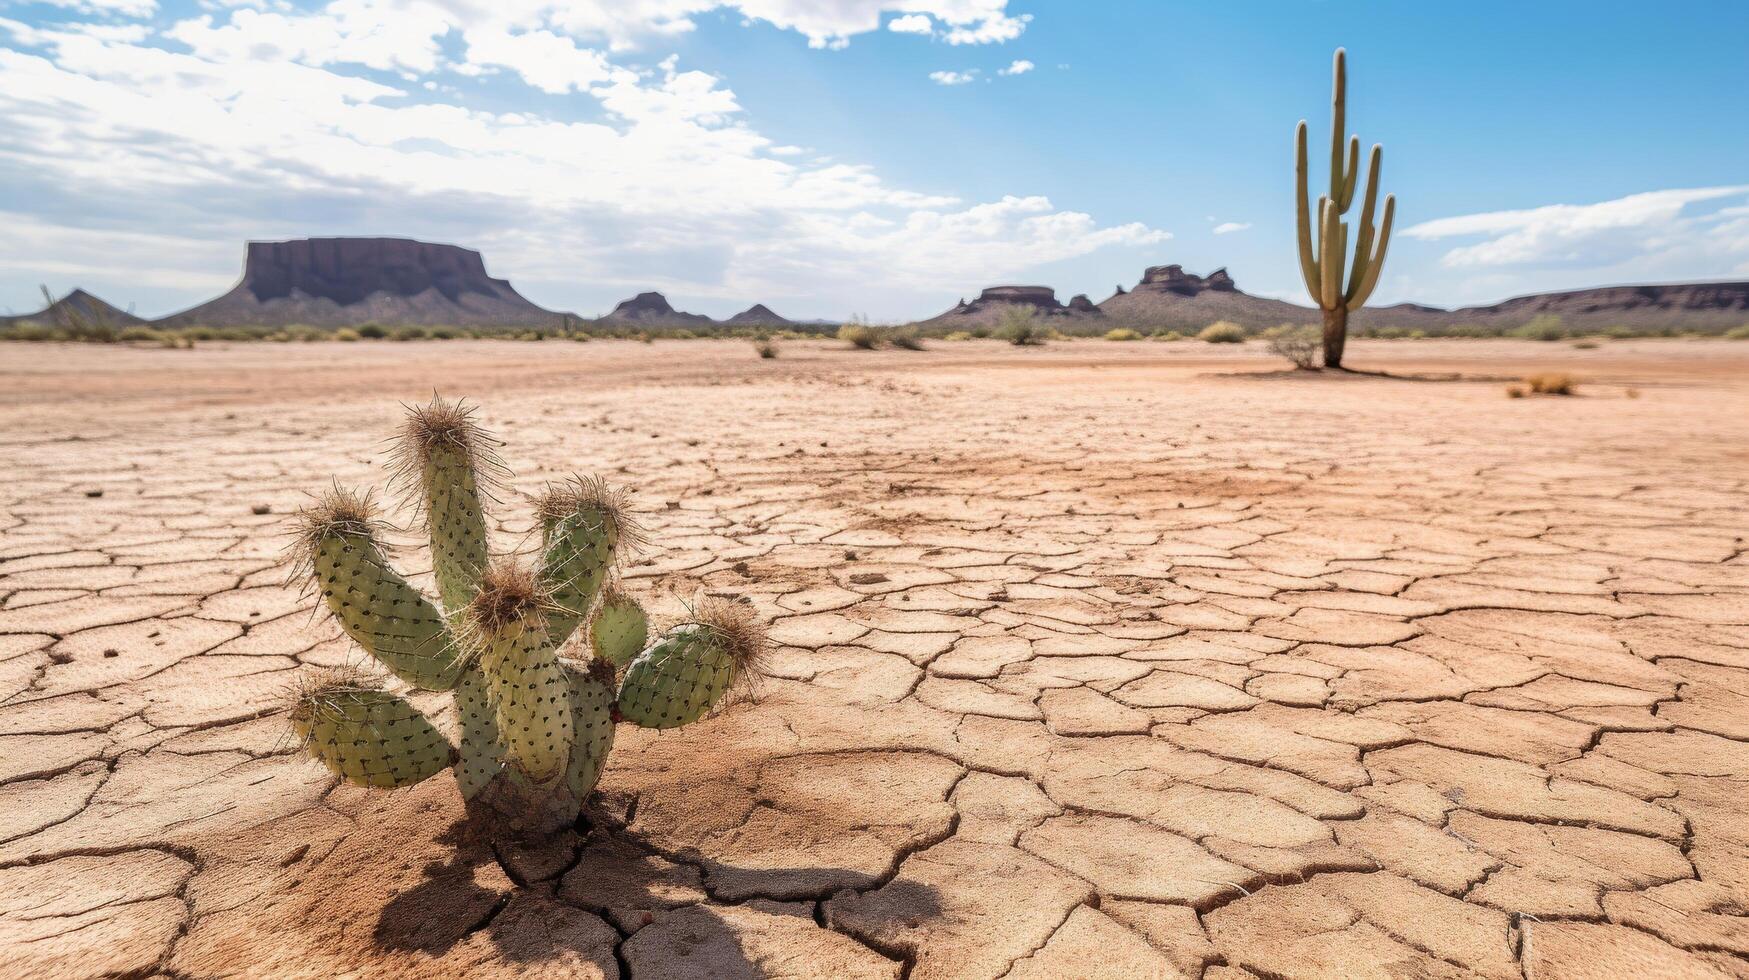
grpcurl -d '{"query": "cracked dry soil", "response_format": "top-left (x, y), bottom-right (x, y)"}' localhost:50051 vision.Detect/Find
top-left (0, 337), bottom-right (1746, 979)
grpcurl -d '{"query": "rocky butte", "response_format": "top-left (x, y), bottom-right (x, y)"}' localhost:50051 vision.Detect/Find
top-left (156, 238), bottom-right (570, 329)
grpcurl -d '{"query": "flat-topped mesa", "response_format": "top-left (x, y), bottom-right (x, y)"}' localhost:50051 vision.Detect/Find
top-left (155, 237), bottom-right (567, 328)
top-left (978, 285), bottom-right (1066, 311)
top-left (243, 238), bottom-right (507, 306)
top-left (1137, 265), bottom-right (1238, 296)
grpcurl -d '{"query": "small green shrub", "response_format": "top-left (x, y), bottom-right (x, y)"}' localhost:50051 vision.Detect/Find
top-left (944, 331), bottom-right (974, 341)
top-left (391, 326), bottom-right (426, 342)
top-left (998, 307), bottom-right (1044, 346)
top-left (753, 337), bottom-right (778, 359)
top-left (334, 328), bottom-right (361, 342)
top-left (889, 327), bottom-right (925, 351)
top-left (1571, 339), bottom-right (1598, 350)
top-left (1513, 315), bottom-right (1566, 341)
top-left (1151, 331), bottom-right (1184, 342)
top-left (357, 323), bottom-right (388, 339)
top-left (1197, 322), bottom-right (1246, 344)
top-left (428, 326), bottom-right (460, 340)
top-left (1103, 328), bottom-right (1143, 342)
top-left (838, 323), bottom-right (879, 349)
top-left (119, 326), bottom-right (160, 342)
top-left (1726, 324), bottom-right (1749, 340)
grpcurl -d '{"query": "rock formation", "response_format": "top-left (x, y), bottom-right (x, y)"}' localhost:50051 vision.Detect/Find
top-left (2, 288), bottom-right (144, 327)
top-left (724, 304), bottom-right (792, 326)
top-left (598, 291), bottom-right (713, 327)
top-left (155, 238), bottom-right (568, 329)
top-left (923, 285), bottom-right (1099, 328)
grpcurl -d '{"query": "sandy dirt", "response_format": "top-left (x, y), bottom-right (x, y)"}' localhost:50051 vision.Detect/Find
top-left (1, 337), bottom-right (1746, 979)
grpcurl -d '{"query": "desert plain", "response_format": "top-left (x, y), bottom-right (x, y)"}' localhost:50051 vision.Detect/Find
top-left (1, 336), bottom-right (1746, 979)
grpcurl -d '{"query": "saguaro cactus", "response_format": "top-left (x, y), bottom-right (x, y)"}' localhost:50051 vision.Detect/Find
top-left (1295, 48), bottom-right (1396, 369)
top-left (289, 398), bottom-right (765, 836)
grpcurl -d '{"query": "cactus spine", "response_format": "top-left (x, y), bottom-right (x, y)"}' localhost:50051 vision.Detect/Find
top-left (290, 397), bottom-right (766, 836)
top-left (1296, 48), bottom-right (1396, 369)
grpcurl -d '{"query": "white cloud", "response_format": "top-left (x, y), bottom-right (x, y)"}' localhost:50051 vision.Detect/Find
top-left (928, 69), bottom-right (977, 85)
top-left (887, 13), bottom-right (933, 34)
top-left (997, 58), bottom-right (1032, 76)
top-left (0, 3), bottom-right (1159, 319)
top-left (1406, 186), bottom-right (1749, 269)
top-left (1212, 221), bottom-right (1250, 235)
top-left (38, 0), bottom-right (157, 16)
top-left (943, 11), bottom-right (1029, 45)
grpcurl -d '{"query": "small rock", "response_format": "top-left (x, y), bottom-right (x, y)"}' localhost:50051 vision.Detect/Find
top-left (85, 489), bottom-right (103, 498)
top-left (850, 572), bottom-right (888, 585)
top-left (251, 504), bottom-right (272, 515)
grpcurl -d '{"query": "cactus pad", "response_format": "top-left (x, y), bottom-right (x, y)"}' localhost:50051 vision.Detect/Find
top-left (294, 491), bottom-right (461, 691)
top-left (563, 659), bottom-right (618, 799)
top-left (537, 477), bottom-right (642, 646)
top-left (292, 674), bottom-right (455, 789)
top-left (617, 600), bottom-right (766, 730)
top-left (394, 397), bottom-right (498, 612)
top-left (468, 564), bottom-right (574, 782)
top-left (589, 586), bottom-right (649, 668)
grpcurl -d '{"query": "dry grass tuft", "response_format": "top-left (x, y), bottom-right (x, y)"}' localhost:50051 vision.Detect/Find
top-left (1198, 322), bottom-right (1247, 344)
top-left (753, 337), bottom-right (778, 359)
top-left (1506, 385), bottom-right (1526, 399)
top-left (1104, 328), bottom-right (1142, 342)
top-left (838, 323), bottom-right (879, 349)
top-left (1525, 373), bottom-right (1577, 395)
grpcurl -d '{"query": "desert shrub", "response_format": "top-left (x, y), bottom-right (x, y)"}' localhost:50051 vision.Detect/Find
top-left (118, 326), bottom-right (160, 342)
top-left (671, 329), bottom-right (697, 340)
top-left (1571, 339), bottom-right (1598, 350)
top-left (427, 326), bottom-right (459, 340)
top-left (3, 322), bottom-right (58, 341)
top-left (1372, 326), bottom-right (1405, 339)
top-left (572, 333), bottom-right (591, 343)
top-left (1506, 385), bottom-right (1526, 398)
top-left (970, 326), bottom-right (992, 339)
top-left (838, 322), bottom-right (879, 349)
top-left (1602, 324), bottom-right (1637, 339)
top-left (186, 326), bottom-right (218, 341)
top-left (1726, 324), bottom-right (1749, 340)
top-left (284, 326), bottom-right (325, 343)
top-left (334, 328), bottom-right (362, 342)
top-left (160, 333), bottom-right (194, 349)
top-left (753, 337), bottom-right (778, 359)
top-left (889, 327), bottom-right (925, 350)
top-left (1151, 330), bottom-right (1184, 342)
top-left (1513, 315), bottom-right (1566, 341)
top-left (1525, 372), bottom-right (1576, 395)
top-left (1406, 329), bottom-right (1427, 339)
top-left (637, 332), bottom-right (652, 344)
top-left (391, 326), bottom-right (426, 341)
top-left (1262, 324), bottom-right (1322, 369)
top-left (356, 323), bottom-right (387, 339)
top-left (1104, 328), bottom-right (1143, 342)
top-left (519, 330), bottom-right (544, 341)
top-left (998, 307), bottom-right (1044, 346)
top-left (1198, 322), bottom-right (1246, 344)
top-left (944, 331), bottom-right (973, 341)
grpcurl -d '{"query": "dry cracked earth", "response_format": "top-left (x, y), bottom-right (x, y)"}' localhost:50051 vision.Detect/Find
top-left (1, 337), bottom-right (1746, 979)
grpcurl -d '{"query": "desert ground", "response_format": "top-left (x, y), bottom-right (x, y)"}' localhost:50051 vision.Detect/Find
top-left (1, 336), bottom-right (1746, 979)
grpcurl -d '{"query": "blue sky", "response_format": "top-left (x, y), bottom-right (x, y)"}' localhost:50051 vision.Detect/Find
top-left (1, 0), bottom-right (1745, 321)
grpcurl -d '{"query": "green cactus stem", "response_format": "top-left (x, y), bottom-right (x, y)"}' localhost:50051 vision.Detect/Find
top-left (286, 397), bottom-right (768, 838)
top-left (536, 477), bottom-right (642, 647)
top-left (618, 600), bottom-right (766, 730)
top-left (393, 397), bottom-right (500, 613)
top-left (1294, 48), bottom-right (1397, 369)
top-left (293, 490), bottom-right (462, 691)
top-left (291, 672), bottom-right (456, 789)
top-left (590, 585), bottom-right (650, 668)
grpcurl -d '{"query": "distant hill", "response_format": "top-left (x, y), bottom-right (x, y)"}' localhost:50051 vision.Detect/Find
top-left (3, 288), bottom-right (145, 328)
top-left (154, 238), bottom-right (571, 328)
top-left (923, 263), bottom-right (1749, 335)
top-left (724, 303), bottom-right (791, 326)
top-left (919, 285), bottom-right (1101, 329)
top-left (597, 291), bottom-right (713, 327)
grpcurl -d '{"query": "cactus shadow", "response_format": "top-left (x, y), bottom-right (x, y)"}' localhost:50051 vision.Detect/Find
top-left (371, 812), bottom-right (943, 975)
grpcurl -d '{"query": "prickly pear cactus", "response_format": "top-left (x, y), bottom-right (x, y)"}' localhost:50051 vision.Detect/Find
top-left (290, 397), bottom-right (765, 836)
